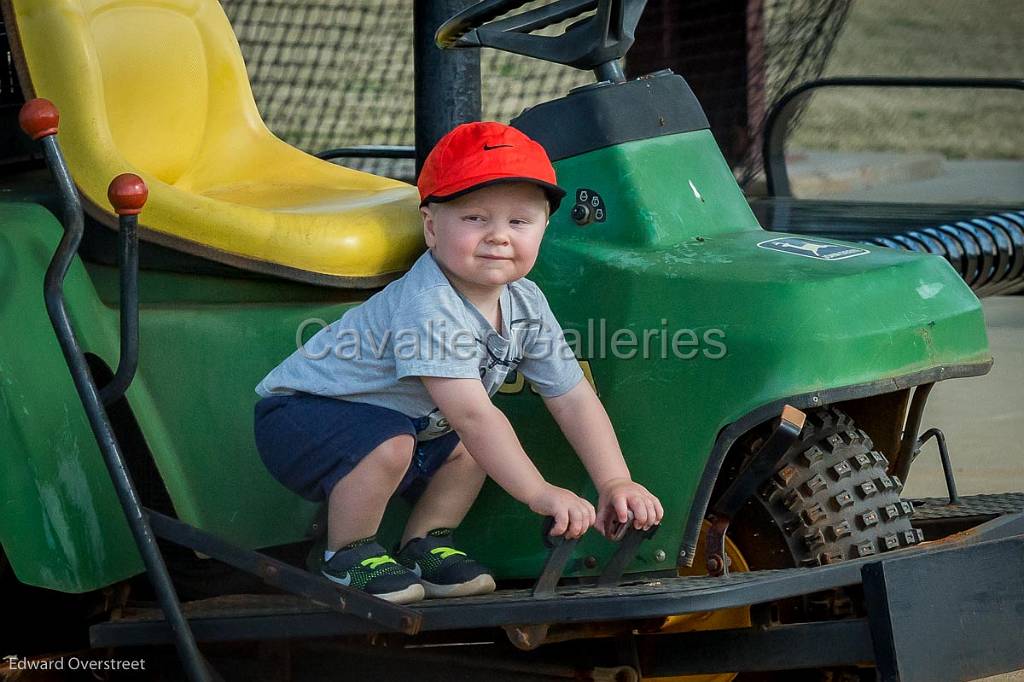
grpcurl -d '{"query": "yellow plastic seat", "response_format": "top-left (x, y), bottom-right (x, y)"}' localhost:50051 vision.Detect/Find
top-left (2, 0), bottom-right (424, 286)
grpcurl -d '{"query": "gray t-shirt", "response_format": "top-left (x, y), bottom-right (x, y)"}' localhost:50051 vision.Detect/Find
top-left (255, 250), bottom-right (583, 440)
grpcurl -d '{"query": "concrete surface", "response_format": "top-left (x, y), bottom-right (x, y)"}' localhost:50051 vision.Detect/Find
top-left (785, 151), bottom-right (1024, 205)
top-left (832, 159), bottom-right (1024, 206)
top-left (904, 295), bottom-right (1024, 499)
top-left (786, 150), bottom-right (944, 198)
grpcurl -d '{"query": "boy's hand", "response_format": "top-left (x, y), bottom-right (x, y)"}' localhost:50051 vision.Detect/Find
top-left (528, 484), bottom-right (596, 539)
top-left (595, 478), bottom-right (664, 538)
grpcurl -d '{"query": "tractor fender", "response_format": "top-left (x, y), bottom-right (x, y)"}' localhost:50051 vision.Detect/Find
top-left (0, 202), bottom-right (140, 592)
top-left (677, 360), bottom-right (990, 567)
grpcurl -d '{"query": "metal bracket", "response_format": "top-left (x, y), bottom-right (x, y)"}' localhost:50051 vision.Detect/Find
top-left (507, 513), bottom-right (660, 650)
top-left (912, 427), bottom-right (960, 505)
top-left (705, 405), bottom-right (806, 576)
top-left (506, 518), bottom-right (581, 650)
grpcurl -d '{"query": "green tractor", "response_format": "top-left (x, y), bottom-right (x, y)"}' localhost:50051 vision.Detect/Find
top-left (1, 0), bottom-right (1021, 680)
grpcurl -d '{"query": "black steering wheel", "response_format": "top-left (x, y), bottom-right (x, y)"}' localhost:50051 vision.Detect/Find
top-left (435, 0), bottom-right (647, 77)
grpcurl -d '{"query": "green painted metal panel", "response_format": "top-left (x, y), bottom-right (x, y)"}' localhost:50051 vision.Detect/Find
top-left (0, 203), bottom-right (140, 591)
top-left (549, 130), bottom-right (762, 246)
top-left (0, 132), bottom-right (991, 591)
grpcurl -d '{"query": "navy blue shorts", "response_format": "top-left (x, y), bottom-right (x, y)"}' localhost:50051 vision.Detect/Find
top-left (253, 393), bottom-right (461, 502)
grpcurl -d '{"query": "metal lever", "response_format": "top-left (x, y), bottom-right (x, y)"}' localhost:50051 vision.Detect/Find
top-left (598, 512), bottom-right (659, 587)
top-left (505, 517), bottom-right (583, 651)
top-left (532, 516), bottom-right (580, 597)
top-left (98, 173), bottom-right (144, 406)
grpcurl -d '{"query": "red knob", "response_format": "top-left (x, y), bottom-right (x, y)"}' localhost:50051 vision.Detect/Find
top-left (19, 98), bottom-right (59, 141)
top-left (107, 173), bottom-right (148, 216)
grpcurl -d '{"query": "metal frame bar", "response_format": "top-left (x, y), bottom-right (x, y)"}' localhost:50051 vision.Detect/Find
top-left (146, 511), bottom-right (420, 635)
top-left (507, 515), bottom-right (659, 649)
top-left (531, 532), bottom-right (579, 598)
top-left (315, 145), bottom-right (416, 161)
top-left (92, 511), bottom-right (1024, 648)
top-left (98, 209), bottom-right (138, 405)
top-left (914, 428), bottom-right (960, 505)
top-left (414, 0), bottom-right (481, 175)
top-left (596, 524), bottom-right (657, 587)
top-left (891, 382), bottom-right (933, 484)
top-left (762, 77), bottom-right (1024, 197)
top-left (636, 620), bottom-right (874, 675)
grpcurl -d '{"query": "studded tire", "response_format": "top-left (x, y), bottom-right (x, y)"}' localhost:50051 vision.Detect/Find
top-left (730, 407), bottom-right (923, 681)
top-left (732, 406), bottom-right (923, 573)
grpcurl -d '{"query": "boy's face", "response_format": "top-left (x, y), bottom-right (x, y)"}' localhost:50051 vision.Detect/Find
top-left (421, 182), bottom-right (549, 294)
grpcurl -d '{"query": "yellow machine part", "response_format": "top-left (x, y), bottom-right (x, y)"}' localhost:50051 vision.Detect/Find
top-left (644, 522), bottom-right (751, 682)
top-left (3, 0), bottom-right (424, 287)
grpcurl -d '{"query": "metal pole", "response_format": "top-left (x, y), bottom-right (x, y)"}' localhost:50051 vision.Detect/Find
top-left (39, 137), bottom-right (214, 682)
top-left (413, 0), bottom-right (481, 177)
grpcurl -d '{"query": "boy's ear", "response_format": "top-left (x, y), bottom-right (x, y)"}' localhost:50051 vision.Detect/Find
top-left (420, 205), bottom-right (437, 248)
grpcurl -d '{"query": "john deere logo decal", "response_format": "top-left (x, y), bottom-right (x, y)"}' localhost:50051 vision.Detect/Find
top-left (757, 237), bottom-right (869, 261)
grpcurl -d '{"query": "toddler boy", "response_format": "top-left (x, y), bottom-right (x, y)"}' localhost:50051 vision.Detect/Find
top-left (254, 122), bottom-right (663, 604)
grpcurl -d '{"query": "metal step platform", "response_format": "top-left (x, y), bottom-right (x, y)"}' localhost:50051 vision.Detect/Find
top-left (909, 492), bottom-right (1024, 541)
top-left (910, 491), bottom-right (1024, 521)
top-left (91, 509), bottom-right (1024, 649)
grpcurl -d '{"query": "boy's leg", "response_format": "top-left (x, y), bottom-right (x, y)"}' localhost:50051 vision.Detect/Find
top-left (400, 441), bottom-right (486, 547)
top-left (327, 433), bottom-right (416, 551)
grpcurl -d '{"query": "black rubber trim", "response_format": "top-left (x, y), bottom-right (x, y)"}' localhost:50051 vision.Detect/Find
top-left (677, 359), bottom-right (994, 567)
top-left (511, 71), bottom-right (710, 161)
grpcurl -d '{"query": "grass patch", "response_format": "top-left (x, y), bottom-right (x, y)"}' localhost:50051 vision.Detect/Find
top-left (789, 0), bottom-right (1023, 159)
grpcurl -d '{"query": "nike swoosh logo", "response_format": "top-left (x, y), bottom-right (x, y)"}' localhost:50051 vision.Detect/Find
top-left (483, 144), bottom-right (513, 150)
top-left (411, 562), bottom-right (423, 578)
top-left (323, 570), bottom-right (352, 586)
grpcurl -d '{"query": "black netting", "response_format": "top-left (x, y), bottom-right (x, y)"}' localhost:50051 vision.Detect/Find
top-left (222, 1), bottom-right (849, 187)
top-left (222, 1), bottom-right (415, 178)
top-left (220, 1), bottom-right (600, 181)
top-left (750, 0), bottom-right (853, 184)
top-left (2, 2), bottom-right (849, 183)
top-left (1, 16), bottom-right (23, 107)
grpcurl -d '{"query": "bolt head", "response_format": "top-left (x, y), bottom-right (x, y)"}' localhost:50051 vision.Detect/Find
top-left (570, 203), bottom-right (590, 225)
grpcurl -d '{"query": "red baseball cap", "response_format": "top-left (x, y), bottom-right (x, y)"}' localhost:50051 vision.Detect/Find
top-left (417, 121), bottom-right (566, 211)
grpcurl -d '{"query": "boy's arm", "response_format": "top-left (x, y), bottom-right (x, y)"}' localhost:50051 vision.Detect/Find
top-left (543, 379), bottom-right (664, 535)
top-left (421, 376), bottom-right (596, 538)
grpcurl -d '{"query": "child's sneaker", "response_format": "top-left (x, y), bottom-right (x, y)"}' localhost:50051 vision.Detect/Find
top-left (320, 537), bottom-right (425, 604)
top-left (396, 528), bottom-right (496, 598)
